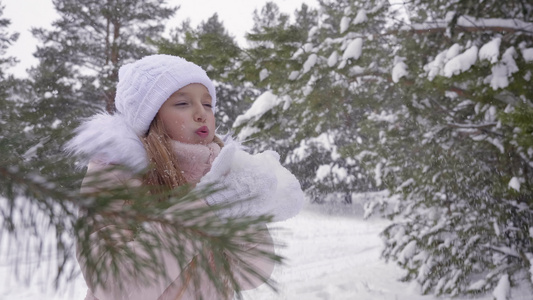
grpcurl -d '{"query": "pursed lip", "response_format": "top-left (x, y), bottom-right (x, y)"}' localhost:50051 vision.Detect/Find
top-left (196, 126), bottom-right (209, 138)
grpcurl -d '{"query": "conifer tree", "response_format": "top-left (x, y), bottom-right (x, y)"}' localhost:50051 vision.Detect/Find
top-left (232, 0), bottom-right (532, 296)
top-left (0, 1), bottom-right (19, 134)
top-left (351, 0), bottom-right (533, 296)
top-left (154, 13), bottom-right (252, 132)
top-left (0, 0), bottom-right (82, 287)
top-left (235, 0), bottom-right (391, 202)
top-left (31, 0), bottom-right (176, 112)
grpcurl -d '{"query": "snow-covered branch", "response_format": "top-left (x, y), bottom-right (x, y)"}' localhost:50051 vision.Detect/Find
top-left (484, 245), bottom-right (521, 259)
top-left (446, 122), bottom-right (498, 129)
top-left (398, 16), bottom-right (533, 35)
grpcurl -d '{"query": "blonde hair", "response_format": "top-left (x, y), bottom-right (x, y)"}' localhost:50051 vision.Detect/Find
top-left (142, 114), bottom-right (223, 194)
top-left (141, 115), bottom-right (232, 298)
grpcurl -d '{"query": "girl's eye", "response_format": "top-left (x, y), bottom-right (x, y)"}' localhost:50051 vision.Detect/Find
top-left (175, 102), bottom-right (188, 106)
top-left (203, 103), bottom-right (213, 108)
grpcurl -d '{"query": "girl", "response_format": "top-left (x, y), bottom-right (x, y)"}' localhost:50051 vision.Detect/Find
top-left (66, 54), bottom-right (305, 300)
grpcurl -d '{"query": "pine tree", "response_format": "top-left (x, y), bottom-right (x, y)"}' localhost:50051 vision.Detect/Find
top-left (232, 0), bottom-right (532, 296)
top-left (235, 0), bottom-right (391, 202)
top-left (352, 0), bottom-right (533, 296)
top-left (31, 0), bottom-right (176, 113)
top-left (0, 1), bottom-right (19, 139)
top-left (154, 13), bottom-right (253, 132)
top-left (0, 0), bottom-right (83, 288)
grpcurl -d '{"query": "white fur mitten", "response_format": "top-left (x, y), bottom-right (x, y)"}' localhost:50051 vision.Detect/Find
top-left (197, 140), bottom-right (305, 222)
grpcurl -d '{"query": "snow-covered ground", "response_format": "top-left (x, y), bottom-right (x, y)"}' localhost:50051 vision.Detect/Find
top-left (243, 206), bottom-right (495, 300)
top-left (1, 202), bottom-right (530, 299)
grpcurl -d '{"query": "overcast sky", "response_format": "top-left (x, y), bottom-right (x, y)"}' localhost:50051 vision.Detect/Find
top-left (3, 0), bottom-right (317, 78)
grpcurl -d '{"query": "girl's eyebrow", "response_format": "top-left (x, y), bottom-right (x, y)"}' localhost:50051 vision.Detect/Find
top-left (174, 92), bottom-right (211, 99)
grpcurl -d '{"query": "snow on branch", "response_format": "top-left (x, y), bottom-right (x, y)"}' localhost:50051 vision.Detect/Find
top-left (233, 91), bottom-right (281, 127)
top-left (484, 245), bottom-right (521, 259)
top-left (399, 16), bottom-right (533, 35)
top-left (446, 122), bottom-right (498, 129)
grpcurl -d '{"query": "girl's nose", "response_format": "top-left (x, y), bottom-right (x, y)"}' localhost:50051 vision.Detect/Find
top-left (195, 113), bottom-right (206, 122)
top-left (194, 104), bottom-right (207, 122)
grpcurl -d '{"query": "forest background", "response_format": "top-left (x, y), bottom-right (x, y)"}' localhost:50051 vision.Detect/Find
top-left (0, 0), bottom-right (532, 299)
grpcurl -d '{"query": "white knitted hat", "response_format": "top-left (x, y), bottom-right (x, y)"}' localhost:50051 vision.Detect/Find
top-left (115, 54), bottom-right (217, 135)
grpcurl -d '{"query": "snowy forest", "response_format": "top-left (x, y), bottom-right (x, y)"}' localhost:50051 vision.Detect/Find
top-left (1, 0), bottom-right (532, 299)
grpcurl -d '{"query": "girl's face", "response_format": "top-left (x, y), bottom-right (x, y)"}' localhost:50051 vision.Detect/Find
top-left (158, 83), bottom-right (215, 145)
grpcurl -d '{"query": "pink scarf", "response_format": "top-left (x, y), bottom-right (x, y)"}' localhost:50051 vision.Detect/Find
top-left (171, 140), bottom-right (221, 185)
